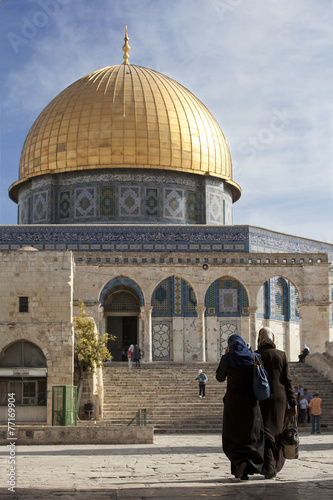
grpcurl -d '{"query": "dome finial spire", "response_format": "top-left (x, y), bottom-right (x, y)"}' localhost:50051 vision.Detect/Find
top-left (123, 26), bottom-right (130, 65)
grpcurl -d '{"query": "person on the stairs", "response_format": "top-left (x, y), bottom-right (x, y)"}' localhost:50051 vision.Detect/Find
top-left (133, 344), bottom-right (141, 368)
top-left (303, 388), bottom-right (312, 423)
top-left (195, 369), bottom-right (208, 398)
top-left (298, 344), bottom-right (310, 362)
top-left (309, 392), bottom-right (322, 434)
top-left (127, 344), bottom-right (134, 368)
top-left (299, 394), bottom-right (308, 426)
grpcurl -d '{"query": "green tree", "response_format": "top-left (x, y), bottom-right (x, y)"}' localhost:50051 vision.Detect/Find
top-left (74, 300), bottom-right (114, 381)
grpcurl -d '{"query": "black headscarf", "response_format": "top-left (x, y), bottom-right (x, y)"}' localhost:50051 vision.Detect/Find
top-left (222, 334), bottom-right (254, 369)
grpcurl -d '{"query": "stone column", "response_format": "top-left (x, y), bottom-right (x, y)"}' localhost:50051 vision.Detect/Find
top-left (139, 307), bottom-right (145, 353)
top-left (249, 306), bottom-right (258, 349)
top-left (240, 315), bottom-right (251, 346)
top-left (98, 304), bottom-right (106, 338)
top-left (284, 321), bottom-right (291, 360)
top-left (299, 301), bottom-right (330, 353)
top-left (143, 306), bottom-right (153, 362)
top-left (196, 305), bottom-right (206, 363)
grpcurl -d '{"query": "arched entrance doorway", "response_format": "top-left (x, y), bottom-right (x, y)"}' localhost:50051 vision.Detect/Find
top-left (104, 287), bottom-right (141, 361)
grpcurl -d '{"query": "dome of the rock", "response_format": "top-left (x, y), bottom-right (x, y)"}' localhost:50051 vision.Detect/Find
top-left (9, 33), bottom-right (240, 225)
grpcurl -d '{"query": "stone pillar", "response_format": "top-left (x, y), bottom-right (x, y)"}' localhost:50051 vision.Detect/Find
top-left (249, 306), bottom-right (258, 349)
top-left (240, 315), bottom-right (251, 346)
top-left (299, 301), bottom-right (330, 353)
top-left (143, 306), bottom-right (153, 362)
top-left (196, 305), bottom-right (206, 363)
top-left (98, 305), bottom-right (106, 338)
top-left (139, 307), bottom-right (145, 353)
top-left (284, 321), bottom-right (291, 361)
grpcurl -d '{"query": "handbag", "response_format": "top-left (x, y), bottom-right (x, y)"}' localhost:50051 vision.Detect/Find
top-left (282, 415), bottom-right (299, 459)
top-left (253, 353), bottom-right (270, 401)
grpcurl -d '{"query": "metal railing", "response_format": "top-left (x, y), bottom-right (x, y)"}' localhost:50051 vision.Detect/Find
top-left (127, 409), bottom-right (147, 426)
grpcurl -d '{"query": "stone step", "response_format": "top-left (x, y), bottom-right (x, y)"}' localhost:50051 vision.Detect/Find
top-left (101, 362), bottom-right (333, 433)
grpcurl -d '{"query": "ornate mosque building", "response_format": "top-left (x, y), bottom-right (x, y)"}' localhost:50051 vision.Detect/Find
top-left (1, 30), bottom-right (333, 424)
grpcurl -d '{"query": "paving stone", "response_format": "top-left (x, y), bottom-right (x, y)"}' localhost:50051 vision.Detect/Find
top-left (0, 433), bottom-right (332, 499)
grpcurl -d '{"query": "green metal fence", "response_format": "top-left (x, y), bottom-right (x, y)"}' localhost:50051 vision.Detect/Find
top-left (128, 409), bottom-right (147, 426)
top-left (52, 386), bottom-right (77, 426)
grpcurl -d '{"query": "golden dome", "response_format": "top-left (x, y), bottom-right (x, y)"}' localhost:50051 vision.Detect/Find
top-left (9, 64), bottom-right (241, 202)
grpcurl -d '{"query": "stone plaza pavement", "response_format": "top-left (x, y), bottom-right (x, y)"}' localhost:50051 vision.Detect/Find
top-left (0, 432), bottom-right (332, 500)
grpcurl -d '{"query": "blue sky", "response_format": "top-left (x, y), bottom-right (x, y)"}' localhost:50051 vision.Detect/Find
top-left (0, 0), bottom-right (332, 243)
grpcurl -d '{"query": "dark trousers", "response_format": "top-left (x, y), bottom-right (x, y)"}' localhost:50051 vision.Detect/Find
top-left (199, 382), bottom-right (205, 397)
top-left (300, 408), bottom-right (306, 424)
top-left (311, 415), bottom-right (320, 433)
top-left (298, 349), bottom-right (309, 362)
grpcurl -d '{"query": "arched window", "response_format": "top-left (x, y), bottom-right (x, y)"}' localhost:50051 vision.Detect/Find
top-left (152, 278), bottom-right (172, 315)
top-left (0, 340), bottom-right (46, 368)
top-left (275, 278), bottom-right (284, 315)
top-left (294, 287), bottom-right (300, 319)
top-left (0, 341), bottom-right (47, 408)
top-left (104, 290), bottom-right (140, 312)
top-left (151, 277), bottom-right (197, 317)
top-left (275, 277), bottom-right (289, 320)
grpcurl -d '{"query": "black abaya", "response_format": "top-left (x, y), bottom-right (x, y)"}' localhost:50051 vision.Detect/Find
top-left (216, 360), bottom-right (264, 477)
top-left (255, 343), bottom-right (296, 475)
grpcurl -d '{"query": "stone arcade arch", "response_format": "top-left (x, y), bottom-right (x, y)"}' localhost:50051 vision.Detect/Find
top-left (242, 256), bottom-right (330, 359)
top-left (205, 275), bottom-right (250, 362)
top-left (74, 252), bottom-right (330, 365)
top-left (0, 340), bottom-right (47, 422)
top-left (151, 276), bottom-right (198, 362)
top-left (256, 276), bottom-right (301, 360)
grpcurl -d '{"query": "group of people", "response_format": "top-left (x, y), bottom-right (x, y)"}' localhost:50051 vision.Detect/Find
top-left (216, 327), bottom-right (297, 481)
top-left (295, 384), bottom-right (323, 433)
top-left (125, 344), bottom-right (141, 368)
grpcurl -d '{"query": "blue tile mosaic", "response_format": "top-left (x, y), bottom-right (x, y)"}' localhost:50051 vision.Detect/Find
top-left (59, 191), bottom-right (71, 219)
top-left (32, 190), bottom-right (49, 223)
top-left (144, 188), bottom-right (159, 217)
top-left (119, 186), bottom-right (141, 217)
top-left (0, 225), bottom-right (332, 263)
top-left (100, 186), bottom-right (115, 217)
top-left (74, 187), bottom-right (97, 219)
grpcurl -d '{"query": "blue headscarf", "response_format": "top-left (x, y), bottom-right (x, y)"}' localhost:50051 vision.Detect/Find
top-left (222, 334), bottom-right (254, 369)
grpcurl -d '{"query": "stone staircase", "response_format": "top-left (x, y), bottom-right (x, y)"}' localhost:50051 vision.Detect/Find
top-left (101, 362), bottom-right (333, 433)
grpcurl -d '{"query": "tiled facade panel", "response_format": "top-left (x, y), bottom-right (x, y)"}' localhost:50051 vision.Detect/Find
top-left (152, 277), bottom-right (197, 318)
top-left (16, 171), bottom-right (232, 225)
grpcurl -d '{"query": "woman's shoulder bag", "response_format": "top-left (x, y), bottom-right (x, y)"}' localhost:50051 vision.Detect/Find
top-left (253, 353), bottom-right (270, 401)
top-left (282, 415), bottom-right (299, 459)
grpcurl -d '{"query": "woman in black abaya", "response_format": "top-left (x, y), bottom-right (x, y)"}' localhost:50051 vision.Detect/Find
top-left (256, 327), bottom-right (297, 479)
top-left (216, 334), bottom-right (264, 480)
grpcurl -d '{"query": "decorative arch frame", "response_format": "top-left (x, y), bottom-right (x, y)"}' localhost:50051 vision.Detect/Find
top-left (0, 339), bottom-right (48, 368)
top-left (204, 274), bottom-right (250, 317)
top-left (151, 275), bottom-right (198, 317)
top-left (99, 276), bottom-right (145, 307)
top-left (256, 275), bottom-right (300, 322)
top-left (256, 272), bottom-right (303, 303)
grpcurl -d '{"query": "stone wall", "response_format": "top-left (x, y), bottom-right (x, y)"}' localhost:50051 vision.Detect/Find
top-left (77, 368), bottom-right (104, 421)
top-left (73, 251), bottom-right (331, 361)
top-left (0, 424), bottom-right (154, 445)
top-left (0, 248), bottom-right (74, 424)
